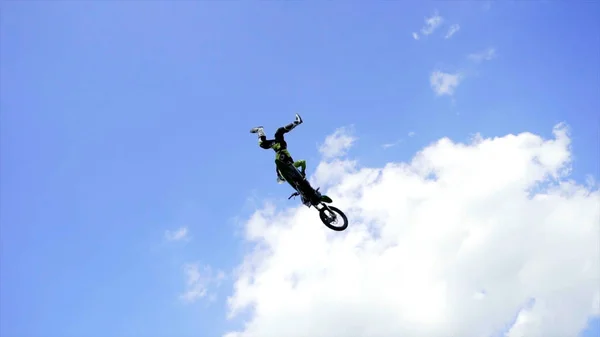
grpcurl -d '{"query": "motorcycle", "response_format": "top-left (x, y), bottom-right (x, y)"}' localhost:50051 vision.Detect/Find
top-left (277, 161), bottom-right (348, 231)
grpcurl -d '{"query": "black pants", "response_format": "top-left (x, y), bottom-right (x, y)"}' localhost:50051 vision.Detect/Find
top-left (259, 126), bottom-right (291, 151)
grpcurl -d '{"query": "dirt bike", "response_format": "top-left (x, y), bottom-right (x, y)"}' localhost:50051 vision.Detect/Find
top-left (277, 161), bottom-right (348, 231)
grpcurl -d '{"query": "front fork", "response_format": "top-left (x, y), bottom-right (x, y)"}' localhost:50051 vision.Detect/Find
top-left (316, 203), bottom-right (337, 220)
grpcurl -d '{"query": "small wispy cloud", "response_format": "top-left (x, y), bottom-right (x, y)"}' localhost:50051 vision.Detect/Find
top-left (165, 226), bottom-right (189, 241)
top-left (180, 263), bottom-right (226, 303)
top-left (444, 24), bottom-right (460, 39)
top-left (430, 71), bottom-right (462, 96)
top-left (384, 132), bottom-right (415, 148)
top-left (181, 263), bottom-right (206, 302)
top-left (382, 139), bottom-right (402, 149)
top-left (468, 47), bottom-right (496, 63)
top-left (421, 11), bottom-right (444, 35)
top-left (412, 11), bottom-right (443, 40)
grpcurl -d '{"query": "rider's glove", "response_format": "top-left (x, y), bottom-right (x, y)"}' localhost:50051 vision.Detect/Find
top-left (277, 176), bottom-right (285, 184)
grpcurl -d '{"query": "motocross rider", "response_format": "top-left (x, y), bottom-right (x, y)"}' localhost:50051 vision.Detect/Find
top-left (250, 114), bottom-right (331, 206)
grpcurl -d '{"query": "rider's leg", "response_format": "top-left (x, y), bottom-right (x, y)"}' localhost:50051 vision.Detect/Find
top-left (250, 127), bottom-right (278, 150)
top-left (259, 138), bottom-right (275, 150)
top-left (274, 114), bottom-right (303, 142)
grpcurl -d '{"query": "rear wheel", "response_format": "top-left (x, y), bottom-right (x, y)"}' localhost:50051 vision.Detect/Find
top-left (319, 206), bottom-right (348, 231)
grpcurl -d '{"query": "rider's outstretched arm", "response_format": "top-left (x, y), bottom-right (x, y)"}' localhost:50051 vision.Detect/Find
top-left (275, 167), bottom-right (285, 180)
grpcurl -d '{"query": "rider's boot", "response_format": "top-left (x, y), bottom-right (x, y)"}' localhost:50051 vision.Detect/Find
top-left (250, 126), bottom-right (266, 138)
top-left (282, 113), bottom-right (303, 132)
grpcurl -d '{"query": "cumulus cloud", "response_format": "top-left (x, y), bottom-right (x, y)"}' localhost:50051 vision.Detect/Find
top-left (444, 24), bottom-right (460, 39)
top-left (430, 71), bottom-right (462, 96)
top-left (225, 123), bottom-right (600, 337)
top-left (180, 263), bottom-right (225, 303)
top-left (468, 47), bottom-right (497, 63)
top-left (318, 127), bottom-right (356, 159)
top-left (412, 11), bottom-right (444, 40)
top-left (165, 226), bottom-right (189, 241)
top-left (408, 131), bottom-right (416, 137)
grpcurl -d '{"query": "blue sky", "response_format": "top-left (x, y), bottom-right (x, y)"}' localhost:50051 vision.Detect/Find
top-left (1, 2), bottom-right (598, 337)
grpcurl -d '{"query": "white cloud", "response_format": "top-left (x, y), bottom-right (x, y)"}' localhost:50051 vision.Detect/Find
top-left (468, 47), bottom-right (497, 62)
top-left (318, 127), bottom-right (356, 159)
top-left (181, 263), bottom-right (206, 302)
top-left (413, 11), bottom-right (444, 40)
top-left (382, 142), bottom-right (399, 149)
top-left (430, 71), bottom-right (462, 96)
top-left (420, 11), bottom-right (444, 36)
top-left (383, 133), bottom-right (414, 149)
top-left (225, 123), bottom-right (600, 337)
top-left (180, 263), bottom-right (225, 303)
top-left (165, 226), bottom-right (189, 241)
top-left (382, 139), bottom-right (403, 149)
top-left (445, 24), bottom-right (460, 39)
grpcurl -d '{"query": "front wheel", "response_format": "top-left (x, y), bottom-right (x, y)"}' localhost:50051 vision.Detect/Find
top-left (319, 206), bottom-right (348, 231)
